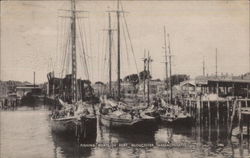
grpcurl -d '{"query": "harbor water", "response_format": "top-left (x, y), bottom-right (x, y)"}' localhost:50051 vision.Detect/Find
top-left (1, 104), bottom-right (250, 158)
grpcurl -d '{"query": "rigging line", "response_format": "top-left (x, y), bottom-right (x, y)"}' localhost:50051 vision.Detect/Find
top-left (75, 34), bottom-right (84, 78)
top-left (55, 10), bottom-right (59, 74)
top-left (77, 24), bottom-right (89, 80)
top-left (97, 32), bottom-right (100, 81)
top-left (99, 31), bottom-right (105, 82)
top-left (87, 15), bottom-right (94, 81)
top-left (102, 29), bottom-right (109, 83)
top-left (111, 30), bottom-right (117, 81)
top-left (57, 11), bottom-right (65, 74)
top-left (60, 17), bottom-right (67, 69)
top-left (58, 3), bottom-right (67, 71)
top-left (58, 14), bottom-right (64, 74)
top-left (60, 17), bottom-right (68, 76)
top-left (102, 35), bottom-right (108, 83)
top-left (105, 54), bottom-right (109, 83)
top-left (79, 18), bottom-right (90, 80)
top-left (101, 16), bottom-right (111, 83)
top-left (61, 30), bottom-right (71, 77)
top-left (80, 18), bottom-right (91, 80)
top-left (79, 53), bottom-right (86, 79)
top-left (59, 15), bottom-right (68, 74)
top-left (76, 17), bottom-right (87, 79)
top-left (108, 29), bottom-right (115, 82)
top-left (104, 32), bottom-right (110, 82)
top-left (81, 41), bottom-right (90, 79)
top-left (85, 18), bottom-right (93, 81)
top-left (65, 20), bottom-right (71, 75)
top-left (63, 27), bottom-right (71, 76)
top-left (58, 17), bottom-right (64, 74)
top-left (102, 33), bottom-right (109, 83)
top-left (60, 30), bottom-right (68, 77)
top-left (100, 31), bottom-right (107, 82)
top-left (120, 1), bottom-right (139, 76)
top-left (77, 18), bottom-right (90, 80)
top-left (121, 20), bottom-right (130, 76)
top-left (66, 35), bottom-right (72, 75)
top-left (79, 41), bottom-right (88, 80)
top-left (78, 39), bottom-right (88, 80)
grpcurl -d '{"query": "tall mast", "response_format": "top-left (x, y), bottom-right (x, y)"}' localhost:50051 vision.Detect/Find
top-left (143, 50), bottom-right (146, 98)
top-left (167, 34), bottom-right (172, 103)
top-left (71, 0), bottom-right (77, 103)
top-left (147, 52), bottom-right (150, 107)
top-left (117, 0), bottom-right (121, 101)
top-left (141, 50), bottom-right (147, 106)
top-left (164, 26), bottom-right (168, 90)
top-left (108, 12), bottom-right (112, 95)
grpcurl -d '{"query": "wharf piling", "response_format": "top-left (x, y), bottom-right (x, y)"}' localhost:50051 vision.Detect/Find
top-left (0, 97), bottom-right (20, 110)
top-left (182, 97), bottom-right (250, 139)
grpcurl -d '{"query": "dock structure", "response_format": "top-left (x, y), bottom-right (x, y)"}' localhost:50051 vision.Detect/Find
top-left (179, 76), bottom-right (250, 138)
top-left (229, 99), bottom-right (250, 139)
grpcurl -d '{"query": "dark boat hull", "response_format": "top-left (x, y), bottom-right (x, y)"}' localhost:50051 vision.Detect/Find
top-left (79, 116), bottom-right (97, 140)
top-left (21, 95), bottom-right (44, 106)
top-left (51, 116), bottom-right (97, 138)
top-left (100, 114), bottom-right (141, 127)
top-left (51, 117), bottom-right (78, 135)
top-left (100, 114), bottom-right (157, 133)
top-left (160, 115), bottom-right (192, 125)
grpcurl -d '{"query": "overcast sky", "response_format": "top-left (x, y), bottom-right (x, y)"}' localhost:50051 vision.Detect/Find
top-left (1, 0), bottom-right (249, 84)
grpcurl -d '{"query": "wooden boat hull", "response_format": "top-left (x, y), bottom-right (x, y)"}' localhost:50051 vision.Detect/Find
top-left (79, 116), bottom-right (97, 139)
top-left (100, 114), bottom-right (158, 133)
top-left (100, 114), bottom-right (141, 128)
top-left (51, 115), bottom-right (97, 138)
top-left (160, 115), bottom-right (192, 125)
top-left (51, 117), bottom-right (79, 135)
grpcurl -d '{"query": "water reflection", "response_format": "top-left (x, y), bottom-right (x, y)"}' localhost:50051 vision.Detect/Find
top-left (1, 105), bottom-right (250, 158)
top-left (51, 132), bottom-right (96, 158)
top-left (98, 124), bottom-right (156, 145)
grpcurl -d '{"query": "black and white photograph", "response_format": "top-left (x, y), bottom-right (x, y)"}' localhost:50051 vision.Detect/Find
top-left (0, 0), bottom-right (249, 157)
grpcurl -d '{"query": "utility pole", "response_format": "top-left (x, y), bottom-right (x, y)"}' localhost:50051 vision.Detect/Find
top-left (33, 72), bottom-right (36, 88)
top-left (215, 48), bottom-right (218, 78)
top-left (164, 26), bottom-right (168, 90)
top-left (203, 56), bottom-right (205, 76)
top-left (167, 34), bottom-right (172, 103)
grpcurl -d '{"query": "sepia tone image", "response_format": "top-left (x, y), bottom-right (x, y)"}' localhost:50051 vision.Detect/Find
top-left (0, 0), bottom-right (250, 157)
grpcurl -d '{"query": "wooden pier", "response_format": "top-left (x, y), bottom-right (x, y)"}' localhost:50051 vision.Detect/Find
top-left (181, 97), bottom-right (250, 140)
top-left (173, 76), bottom-right (250, 139)
top-left (0, 97), bottom-right (20, 110)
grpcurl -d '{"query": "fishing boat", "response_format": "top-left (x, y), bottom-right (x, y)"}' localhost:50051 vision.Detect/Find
top-left (98, 1), bottom-right (158, 131)
top-left (151, 27), bottom-right (191, 124)
top-left (50, 0), bottom-right (96, 137)
top-left (160, 108), bottom-right (191, 124)
top-left (99, 96), bottom-right (144, 128)
top-left (158, 99), bottom-right (191, 124)
top-left (51, 99), bottom-right (96, 136)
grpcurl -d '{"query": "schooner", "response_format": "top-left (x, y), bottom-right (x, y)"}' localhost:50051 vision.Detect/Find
top-left (99, 0), bottom-right (157, 130)
top-left (49, 0), bottom-right (97, 138)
